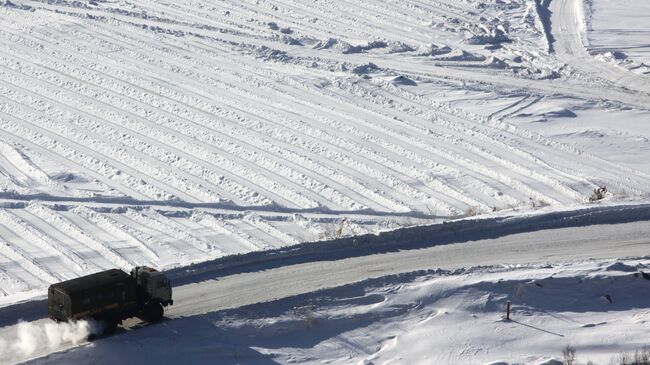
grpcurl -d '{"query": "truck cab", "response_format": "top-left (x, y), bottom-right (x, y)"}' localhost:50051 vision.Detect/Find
top-left (130, 266), bottom-right (173, 306)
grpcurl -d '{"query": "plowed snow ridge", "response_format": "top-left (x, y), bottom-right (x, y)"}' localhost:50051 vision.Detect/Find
top-left (0, 0), bottom-right (648, 302)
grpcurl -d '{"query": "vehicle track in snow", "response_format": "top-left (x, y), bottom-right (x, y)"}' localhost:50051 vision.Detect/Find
top-left (0, 0), bottom-right (649, 306)
top-left (2, 2), bottom-right (644, 216)
top-left (549, 0), bottom-right (650, 97)
top-left (0, 25), bottom-right (400, 212)
top-left (3, 206), bottom-right (650, 364)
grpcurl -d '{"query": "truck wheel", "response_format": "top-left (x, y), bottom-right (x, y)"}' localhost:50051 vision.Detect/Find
top-left (102, 319), bottom-right (118, 335)
top-left (146, 303), bottom-right (164, 323)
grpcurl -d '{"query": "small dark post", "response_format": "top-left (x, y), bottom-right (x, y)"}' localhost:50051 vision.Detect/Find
top-left (505, 301), bottom-right (511, 321)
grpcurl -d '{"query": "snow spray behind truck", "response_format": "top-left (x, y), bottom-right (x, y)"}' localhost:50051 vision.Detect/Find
top-left (48, 266), bottom-right (173, 335)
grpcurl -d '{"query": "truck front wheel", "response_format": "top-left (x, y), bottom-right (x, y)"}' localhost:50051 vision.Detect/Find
top-left (144, 303), bottom-right (164, 323)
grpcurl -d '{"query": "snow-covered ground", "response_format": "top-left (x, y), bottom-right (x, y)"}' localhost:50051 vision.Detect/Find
top-left (0, 0), bottom-right (648, 304)
top-left (584, 0), bottom-right (650, 75)
top-left (18, 258), bottom-right (650, 365)
top-left (0, 206), bottom-right (650, 364)
top-left (166, 260), bottom-right (650, 365)
top-left (0, 0), bottom-right (649, 363)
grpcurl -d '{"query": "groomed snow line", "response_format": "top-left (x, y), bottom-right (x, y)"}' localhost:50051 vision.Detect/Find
top-left (0, 0), bottom-right (649, 363)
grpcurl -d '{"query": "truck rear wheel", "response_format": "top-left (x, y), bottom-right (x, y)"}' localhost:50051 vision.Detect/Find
top-left (102, 319), bottom-right (118, 335)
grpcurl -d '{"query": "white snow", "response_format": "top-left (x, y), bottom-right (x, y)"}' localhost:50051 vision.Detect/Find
top-left (1, 207), bottom-right (649, 364)
top-left (0, 0), bottom-right (648, 363)
top-left (20, 258), bottom-right (650, 365)
top-left (585, 0), bottom-right (650, 75)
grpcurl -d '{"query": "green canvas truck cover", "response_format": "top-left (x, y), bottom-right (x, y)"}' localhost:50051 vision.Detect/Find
top-left (48, 269), bottom-right (137, 321)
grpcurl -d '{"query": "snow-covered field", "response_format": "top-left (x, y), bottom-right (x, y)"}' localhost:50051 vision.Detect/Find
top-left (0, 0), bottom-right (648, 303)
top-left (0, 0), bottom-right (649, 363)
top-left (585, 0), bottom-right (650, 75)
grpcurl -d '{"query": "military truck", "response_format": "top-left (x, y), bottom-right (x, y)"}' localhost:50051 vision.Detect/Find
top-left (48, 266), bottom-right (173, 335)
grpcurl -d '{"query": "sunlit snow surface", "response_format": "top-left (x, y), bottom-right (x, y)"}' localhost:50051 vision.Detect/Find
top-left (25, 259), bottom-right (650, 365)
top-left (0, 0), bottom-right (648, 357)
top-left (586, 0), bottom-right (650, 75)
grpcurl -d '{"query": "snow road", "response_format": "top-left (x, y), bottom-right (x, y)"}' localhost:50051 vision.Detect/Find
top-left (2, 206), bottom-right (650, 364)
top-left (169, 219), bottom-right (650, 318)
top-left (550, 0), bottom-right (650, 97)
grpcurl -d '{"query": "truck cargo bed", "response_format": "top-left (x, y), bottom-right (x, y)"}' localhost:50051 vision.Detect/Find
top-left (48, 269), bottom-right (138, 322)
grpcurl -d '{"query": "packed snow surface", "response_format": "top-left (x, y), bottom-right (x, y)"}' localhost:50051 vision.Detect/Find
top-left (21, 259), bottom-right (650, 365)
top-left (585, 0), bottom-right (650, 75)
top-left (1, 208), bottom-right (650, 364)
top-left (0, 0), bottom-right (648, 346)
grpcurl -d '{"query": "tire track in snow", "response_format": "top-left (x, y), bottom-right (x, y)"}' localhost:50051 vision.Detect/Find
top-left (0, 239), bottom-right (58, 285)
top-left (205, 70), bottom-right (504, 212)
top-left (0, 119), bottom-right (141, 200)
top-left (73, 29), bottom-right (458, 212)
top-left (327, 78), bottom-right (584, 203)
top-left (489, 95), bottom-right (542, 120)
top-left (191, 211), bottom-right (274, 252)
top-left (21, 33), bottom-right (404, 213)
top-left (0, 99), bottom-right (172, 202)
top-left (11, 19), bottom-right (394, 210)
top-left (219, 0), bottom-right (444, 45)
top-left (230, 73), bottom-right (515, 211)
top-left (71, 206), bottom-right (161, 263)
top-left (123, 208), bottom-right (226, 258)
top-left (0, 263), bottom-right (29, 296)
top-left (25, 203), bottom-right (134, 271)
top-left (154, 39), bottom-right (524, 210)
top-left (0, 36), bottom-right (266, 208)
top-left (0, 31), bottom-right (342, 210)
top-left (0, 209), bottom-right (86, 273)
top-left (243, 214), bottom-right (300, 247)
top-left (303, 77), bottom-right (563, 207)
top-left (4, 65), bottom-right (306, 209)
top-left (62, 12), bottom-right (596, 210)
top-left (0, 69), bottom-right (218, 204)
top-left (0, 31), bottom-right (283, 207)
top-left (377, 83), bottom-right (594, 190)
top-left (0, 141), bottom-right (51, 185)
top-left (20, 14), bottom-right (460, 213)
top-left (381, 88), bottom-right (590, 202)
top-left (0, 36), bottom-right (274, 208)
top-left (22, 25), bottom-right (403, 212)
top-left (323, 75), bottom-right (640, 205)
top-left (385, 76), bottom-right (650, 197)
